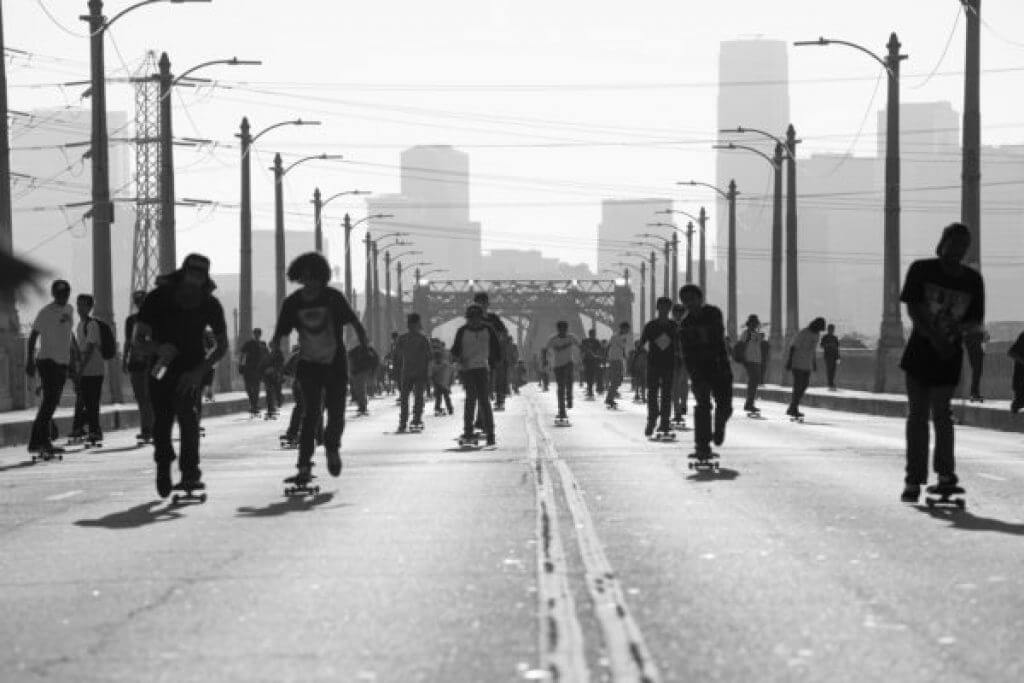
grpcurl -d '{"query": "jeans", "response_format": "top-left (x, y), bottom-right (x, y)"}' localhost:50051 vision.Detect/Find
top-left (130, 369), bottom-right (154, 436)
top-left (400, 376), bottom-right (427, 425)
top-left (150, 372), bottom-right (202, 481)
top-left (606, 362), bottom-right (624, 404)
top-left (966, 343), bottom-right (984, 396)
top-left (433, 382), bottom-right (453, 413)
top-left (583, 360), bottom-right (600, 396)
top-left (492, 362), bottom-right (509, 406)
top-left (295, 359), bottom-right (347, 468)
top-left (788, 369), bottom-right (811, 413)
top-left (646, 364), bottom-right (674, 429)
top-left (743, 362), bottom-right (762, 411)
top-left (905, 374), bottom-right (956, 485)
top-left (692, 374), bottom-right (734, 450)
top-left (243, 372), bottom-right (262, 413)
top-left (72, 375), bottom-right (104, 438)
top-left (554, 364), bottom-right (574, 417)
top-left (30, 360), bottom-right (68, 448)
top-left (824, 356), bottom-right (838, 389)
top-left (672, 364), bottom-right (689, 418)
top-left (462, 368), bottom-right (493, 436)
top-left (349, 371), bottom-right (369, 413)
top-left (264, 375), bottom-right (278, 414)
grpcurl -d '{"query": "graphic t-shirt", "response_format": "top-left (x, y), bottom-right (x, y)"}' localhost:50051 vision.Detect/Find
top-left (274, 287), bottom-right (358, 368)
top-left (545, 333), bottom-right (579, 369)
top-left (899, 258), bottom-right (984, 385)
top-left (76, 318), bottom-right (106, 377)
top-left (678, 305), bottom-right (731, 380)
top-left (640, 318), bottom-right (679, 370)
top-left (138, 284), bottom-right (227, 376)
top-left (32, 302), bottom-right (74, 365)
top-left (820, 333), bottom-right (840, 360)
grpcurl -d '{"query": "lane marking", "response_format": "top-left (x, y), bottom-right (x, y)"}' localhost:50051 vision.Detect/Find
top-left (530, 396), bottom-right (661, 683)
top-left (525, 402), bottom-right (589, 682)
top-left (977, 473), bottom-right (1007, 482)
top-left (45, 489), bottom-right (83, 501)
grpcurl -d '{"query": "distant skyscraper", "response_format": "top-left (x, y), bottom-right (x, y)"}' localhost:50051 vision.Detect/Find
top-left (716, 39), bottom-right (791, 324)
top-left (597, 198), bottom-right (673, 281)
top-left (366, 145), bottom-right (481, 282)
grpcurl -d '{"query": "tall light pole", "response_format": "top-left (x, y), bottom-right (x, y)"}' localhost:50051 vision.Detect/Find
top-left (383, 248), bottom-right (421, 333)
top-left (794, 34), bottom-right (907, 390)
top-left (158, 55), bottom-right (259, 273)
top-left (615, 260), bottom-right (645, 327)
top-left (637, 232), bottom-right (675, 300)
top-left (655, 210), bottom-right (700, 287)
top-left (272, 153), bottom-right (343, 313)
top-left (647, 222), bottom-right (681, 297)
top-left (396, 260), bottom-right (431, 315)
top-left (0, 2), bottom-right (20, 408)
top-left (313, 189), bottom-right (370, 254)
top-left (237, 118), bottom-right (319, 347)
top-left (363, 230), bottom-right (408, 348)
top-left (344, 212), bottom-right (391, 302)
top-left (681, 180), bottom-right (739, 338)
top-left (83, 0), bottom-right (210, 327)
top-left (962, 0), bottom-right (981, 269)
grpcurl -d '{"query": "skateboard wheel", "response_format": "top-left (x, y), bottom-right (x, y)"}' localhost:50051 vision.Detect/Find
top-left (926, 498), bottom-right (935, 508)
top-left (956, 499), bottom-right (965, 509)
top-left (172, 495), bottom-right (180, 504)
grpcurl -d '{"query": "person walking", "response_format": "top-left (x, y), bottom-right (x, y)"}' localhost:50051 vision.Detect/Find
top-left (605, 322), bottom-right (633, 408)
top-left (395, 313), bottom-right (432, 432)
top-left (124, 290), bottom-right (154, 444)
top-left (544, 321), bottom-right (581, 421)
top-left (270, 252), bottom-right (368, 486)
top-left (738, 314), bottom-right (768, 415)
top-left (25, 280), bottom-right (75, 456)
top-left (640, 297), bottom-right (678, 437)
top-left (451, 304), bottom-right (500, 445)
top-left (348, 344), bottom-right (379, 417)
top-left (786, 317), bottom-right (826, 420)
top-left (965, 327), bottom-right (989, 402)
top-left (238, 329), bottom-right (270, 417)
top-left (70, 294), bottom-right (105, 445)
top-left (678, 284), bottom-right (733, 454)
top-left (431, 348), bottom-right (455, 416)
top-left (630, 341), bottom-right (648, 403)
top-left (133, 254), bottom-right (228, 497)
top-left (898, 223), bottom-right (984, 503)
top-left (581, 328), bottom-right (603, 399)
top-left (820, 323), bottom-right (841, 391)
top-left (670, 303), bottom-right (690, 427)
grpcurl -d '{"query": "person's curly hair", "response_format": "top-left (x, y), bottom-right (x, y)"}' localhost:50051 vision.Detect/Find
top-left (287, 252), bottom-right (332, 285)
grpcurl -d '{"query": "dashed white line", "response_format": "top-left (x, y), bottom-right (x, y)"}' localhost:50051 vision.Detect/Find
top-left (976, 473), bottom-right (1008, 482)
top-left (45, 489), bottom-right (83, 501)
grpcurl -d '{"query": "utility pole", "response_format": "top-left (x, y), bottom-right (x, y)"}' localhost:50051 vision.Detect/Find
top-left (273, 153), bottom-right (286, 314)
top-left (371, 241), bottom-right (380, 348)
top-left (384, 250), bottom-right (392, 338)
top-left (157, 53), bottom-right (175, 274)
top-left (640, 261), bottom-right (647, 322)
top-left (649, 251), bottom-right (657, 318)
top-left (685, 222), bottom-right (694, 284)
top-left (396, 261), bottom-right (404, 316)
top-left (962, 0), bottom-right (982, 269)
top-left (726, 180), bottom-right (739, 340)
top-left (771, 143), bottom-right (784, 348)
top-left (84, 0), bottom-right (115, 325)
top-left (671, 232), bottom-right (679, 299)
top-left (662, 242), bottom-right (670, 298)
top-left (238, 118), bottom-right (253, 348)
top-left (363, 232), bottom-right (373, 345)
top-left (0, 1), bottom-right (21, 409)
top-left (785, 124), bottom-right (800, 340)
top-left (698, 207), bottom-right (708, 294)
top-left (343, 213), bottom-right (353, 301)
top-left (313, 188), bottom-right (323, 253)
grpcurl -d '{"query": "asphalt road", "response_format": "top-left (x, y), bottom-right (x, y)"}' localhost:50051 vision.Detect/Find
top-left (2, 385), bottom-right (1023, 682)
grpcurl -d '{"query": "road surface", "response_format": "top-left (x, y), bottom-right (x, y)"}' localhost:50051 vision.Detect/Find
top-left (2, 386), bottom-right (1023, 682)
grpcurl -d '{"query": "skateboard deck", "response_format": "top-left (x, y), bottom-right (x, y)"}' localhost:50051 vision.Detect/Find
top-left (746, 411), bottom-right (763, 419)
top-left (925, 485), bottom-right (966, 510)
top-left (284, 475), bottom-right (320, 496)
top-left (789, 415), bottom-right (805, 423)
top-left (554, 418), bottom-right (571, 427)
top-left (650, 431), bottom-right (677, 442)
top-left (171, 486), bottom-right (207, 505)
top-left (279, 436), bottom-right (298, 450)
top-left (409, 424), bottom-right (424, 433)
top-left (687, 452), bottom-right (720, 471)
top-left (30, 450), bottom-right (64, 463)
top-left (606, 402), bottom-right (619, 410)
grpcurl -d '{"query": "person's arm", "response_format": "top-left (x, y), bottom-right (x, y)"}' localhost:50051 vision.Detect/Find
top-left (450, 328), bottom-right (465, 362)
top-left (420, 337), bottom-right (431, 377)
top-left (79, 320), bottom-right (99, 371)
top-left (488, 327), bottom-right (501, 367)
top-left (269, 297), bottom-right (296, 353)
top-left (177, 301), bottom-right (228, 396)
top-left (25, 330), bottom-right (39, 377)
top-left (122, 317), bottom-right (134, 373)
top-left (1009, 335), bottom-right (1024, 364)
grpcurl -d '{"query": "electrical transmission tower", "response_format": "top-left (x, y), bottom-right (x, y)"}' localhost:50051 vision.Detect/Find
top-left (130, 52), bottom-right (162, 296)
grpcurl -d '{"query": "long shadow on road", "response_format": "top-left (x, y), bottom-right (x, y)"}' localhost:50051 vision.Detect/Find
top-left (687, 467), bottom-right (741, 482)
top-left (235, 492), bottom-right (339, 518)
top-left (916, 506), bottom-right (1024, 537)
top-left (75, 501), bottom-right (184, 529)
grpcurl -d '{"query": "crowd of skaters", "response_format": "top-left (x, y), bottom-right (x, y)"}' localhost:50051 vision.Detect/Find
top-left (20, 223), bottom-right (1024, 502)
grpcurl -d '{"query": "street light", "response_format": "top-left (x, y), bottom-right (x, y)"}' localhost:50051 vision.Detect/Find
top-left (159, 55), bottom-right (260, 273)
top-left (624, 248), bottom-right (657, 320)
top-left (794, 33), bottom-right (907, 392)
top-left (312, 189), bottom-right (371, 254)
top-left (396, 260), bottom-right (430, 314)
top-left (272, 153), bottom-right (343, 313)
top-left (363, 230), bottom-right (409, 348)
top-left (721, 124), bottom-right (800, 339)
top-left (81, 0), bottom-right (210, 327)
top-left (382, 248), bottom-right (421, 334)
top-left (681, 179), bottom-right (740, 338)
top-left (637, 232), bottom-right (675, 300)
top-left (237, 117), bottom-right (320, 348)
top-left (613, 260), bottom-right (644, 326)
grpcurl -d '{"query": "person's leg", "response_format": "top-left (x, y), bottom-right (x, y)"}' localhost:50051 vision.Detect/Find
top-left (412, 378), bottom-right (425, 423)
top-left (462, 372), bottom-right (476, 436)
top-left (555, 366), bottom-right (567, 416)
top-left (712, 373), bottom-right (734, 440)
top-left (286, 379), bottom-right (304, 439)
top-left (904, 374), bottom-right (930, 486)
top-left (174, 381), bottom-right (202, 482)
top-left (444, 387), bottom-right (454, 413)
top-left (790, 370), bottom-right (810, 412)
top-left (691, 379), bottom-right (713, 451)
top-left (243, 374), bottom-right (259, 413)
top-left (565, 366), bottom-right (574, 409)
top-left (585, 362), bottom-right (595, 396)
top-left (322, 368), bottom-right (347, 452)
top-left (70, 378), bottom-right (85, 437)
top-left (433, 382), bottom-right (443, 413)
top-left (658, 366), bottom-right (674, 430)
top-left (32, 361), bottom-right (67, 447)
top-left (968, 344), bottom-right (983, 398)
top-left (149, 375), bottom-right (177, 492)
top-left (744, 363), bottom-right (760, 411)
top-left (130, 369), bottom-right (154, 437)
top-left (264, 376), bottom-right (277, 414)
top-left (83, 375), bottom-right (104, 438)
top-left (296, 363), bottom-right (326, 469)
top-left (645, 366), bottom-right (659, 427)
top-left (478, 370), bottom-right (495, 436)
top-left (930, 383), bottom-right (957, 482)
top-left (398, 378), bottom-right (411, 427)
top-left (825, 357), bottom-right (837, 389)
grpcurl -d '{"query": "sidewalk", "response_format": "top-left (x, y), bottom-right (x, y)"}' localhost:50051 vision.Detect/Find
top-left (746, 383), bottom-right (1024, 435)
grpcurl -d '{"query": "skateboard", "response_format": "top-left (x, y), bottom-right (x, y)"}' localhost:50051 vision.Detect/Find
top-left (554, 417), bottom-right (571, 427)
top-left (605, 402), bottom-right (619, 410)
top-left (494, 404), bottom-right (506, 413)
top-left (279, 435), bottom-right (299, 449)
top-left (925, 485), bottom-right (966, 510)
top-left (746, 410), bottom-right (763, 419)
top-left (83, 437), bottom-right (103, 449)
top-left (171, 483), bottom-right (207, 505)
top-left (434, 410), bottom-right (447, 417)
top-left (248, 411), bottom-right (261, 420)
top-left (30, 447), bottom-right (64, 463)
top-left (688, 451), bottom-right (720, 472)
top-left (199, 426), bottom-right (206, 438)
top-left (670, 418), bottom-right (688, 430)
top-left (284, 475), bottom-right (320, 497)
top-left (650, 431), bottom-right (677, 442)
top-left (136, 434), bottom-right (154, 447)
top-left (264, 412), bottom-right (279, 421)
top-left (409, 423), bottom-right (424, 433)
top-left (788, 414), bottom-right (805, 423)
top-left (456, 435), bottom-right (482, 450)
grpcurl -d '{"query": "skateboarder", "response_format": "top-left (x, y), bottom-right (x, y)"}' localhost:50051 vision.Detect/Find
top-left (25, 280), bottom-right (75, 456)
top-left (395, 313), bottom-right (432, 432)
top-left (473, 292), bottom-right (509, 411)
top-left (430, 348), bottom-right (455, 415)
top-left (629, 340), bottom-right (648, 403)
top-left (70, 294), bottom-right (105, 445)
top-left (134, 254), bottom-right (228, 498)
top-left (670, 303), bottom-right (690, 426)
top-left (1009, 330), bottom-right (1024, 414)
top-left (581, 328), bottom-right (603, 399)
top-left (898, 223), bottom-right (984, 503)
top-left (238, 328), bottom-right (270, 416)
top-left (451, 304), bottom-right (500, 446)
top-left (605, 321), bottom-right (633, 407)
top-left (348, 344), bottom-right (379, 416)
top-left (785, 317), bottom-right (826, 420)
top-left (270, 252), bottom-right (368, 485)
top-left (124, 290), bottom-right (154, 443)
top-left (544, 321), bottom-right (581, 422)
top-left (678, 284), bottom-right (733, 455)
top-left (738, 314), bottom-right (768, 414)
top-left (820, 323), bottom-right (840, 391)
top-left (640, 297), bottom-right (678, 437)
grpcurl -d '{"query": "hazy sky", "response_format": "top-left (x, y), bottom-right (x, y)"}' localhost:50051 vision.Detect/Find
top-left (10, 0), bottom-right (1024, 282)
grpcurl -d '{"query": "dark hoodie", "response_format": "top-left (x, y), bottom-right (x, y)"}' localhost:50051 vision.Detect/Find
top-left (138, 268), bottom-right (226, 375)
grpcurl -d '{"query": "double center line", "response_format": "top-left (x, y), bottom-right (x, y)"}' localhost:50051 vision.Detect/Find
top-left (525, 396), bottom-right (660, 683)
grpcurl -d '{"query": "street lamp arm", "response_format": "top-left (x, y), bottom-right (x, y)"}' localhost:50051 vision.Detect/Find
top-left (175, 57), bottom-right (261, 86)
top-left (637, 232), bottom-right (671, 245)
top-left (656, 209), bottom-right (700, 223)
top-left (352, 214), bottom-right (394, 229)
top-left (794, 37), bottom-right (892, 75)
top-left (252, 119), bottom-right (320, 144)
top-left (103, 0), bottom-right (209, 31)
top-left (713, 142), bottom-right (779, 168)
top-left (283, 153), bottom-right (341, 176)
top-left (323, 190), bottom-right (371, 207)
top-left (680, 180), bottom-right (728, 200)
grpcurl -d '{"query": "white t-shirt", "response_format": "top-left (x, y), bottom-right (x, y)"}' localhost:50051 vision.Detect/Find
top-left (790, 329), bottom-right (819, 372)
top-left (76, 318), bottom-right (106, 377)
top-left (31, 302), bottom-right (74, 365)
top-left (545, 333), bottom-right (579, 369)
top-left (742, 329), bottom-right (765, 364)
top-left (606, 331), bottom-right (634, 366)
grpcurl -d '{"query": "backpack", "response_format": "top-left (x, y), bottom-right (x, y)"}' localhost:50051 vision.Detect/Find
top-left (92, 318), bottom-right (117, 360)
top-left (731, 339), bottom-right (747, 364)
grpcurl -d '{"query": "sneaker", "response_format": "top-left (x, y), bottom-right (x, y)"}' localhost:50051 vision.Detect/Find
top-left (326, 447), bottom-right (342, 477)
top-left (174, 479), bottom-right (205, 492)
top-left (644, 421), bottom-right (655, 437)
top-left (156, 461), bottom-right (172, 498)
top-left (285, 465), bottom-right (314, 485)
top-left (1011, 398), bottom-right (1024, 415)
top-left (556, 412), bottom-right (568, 420)
top-left (901, 484), bottom-right (920, 503)
top-left (935, 473), bottom-right (959, 489)
top-left (713, 427), bottom-right (725, 447)
top-left (397, 424), bottom-right (407, 433)
top-left (486, 434), bottom-right (496, 447)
